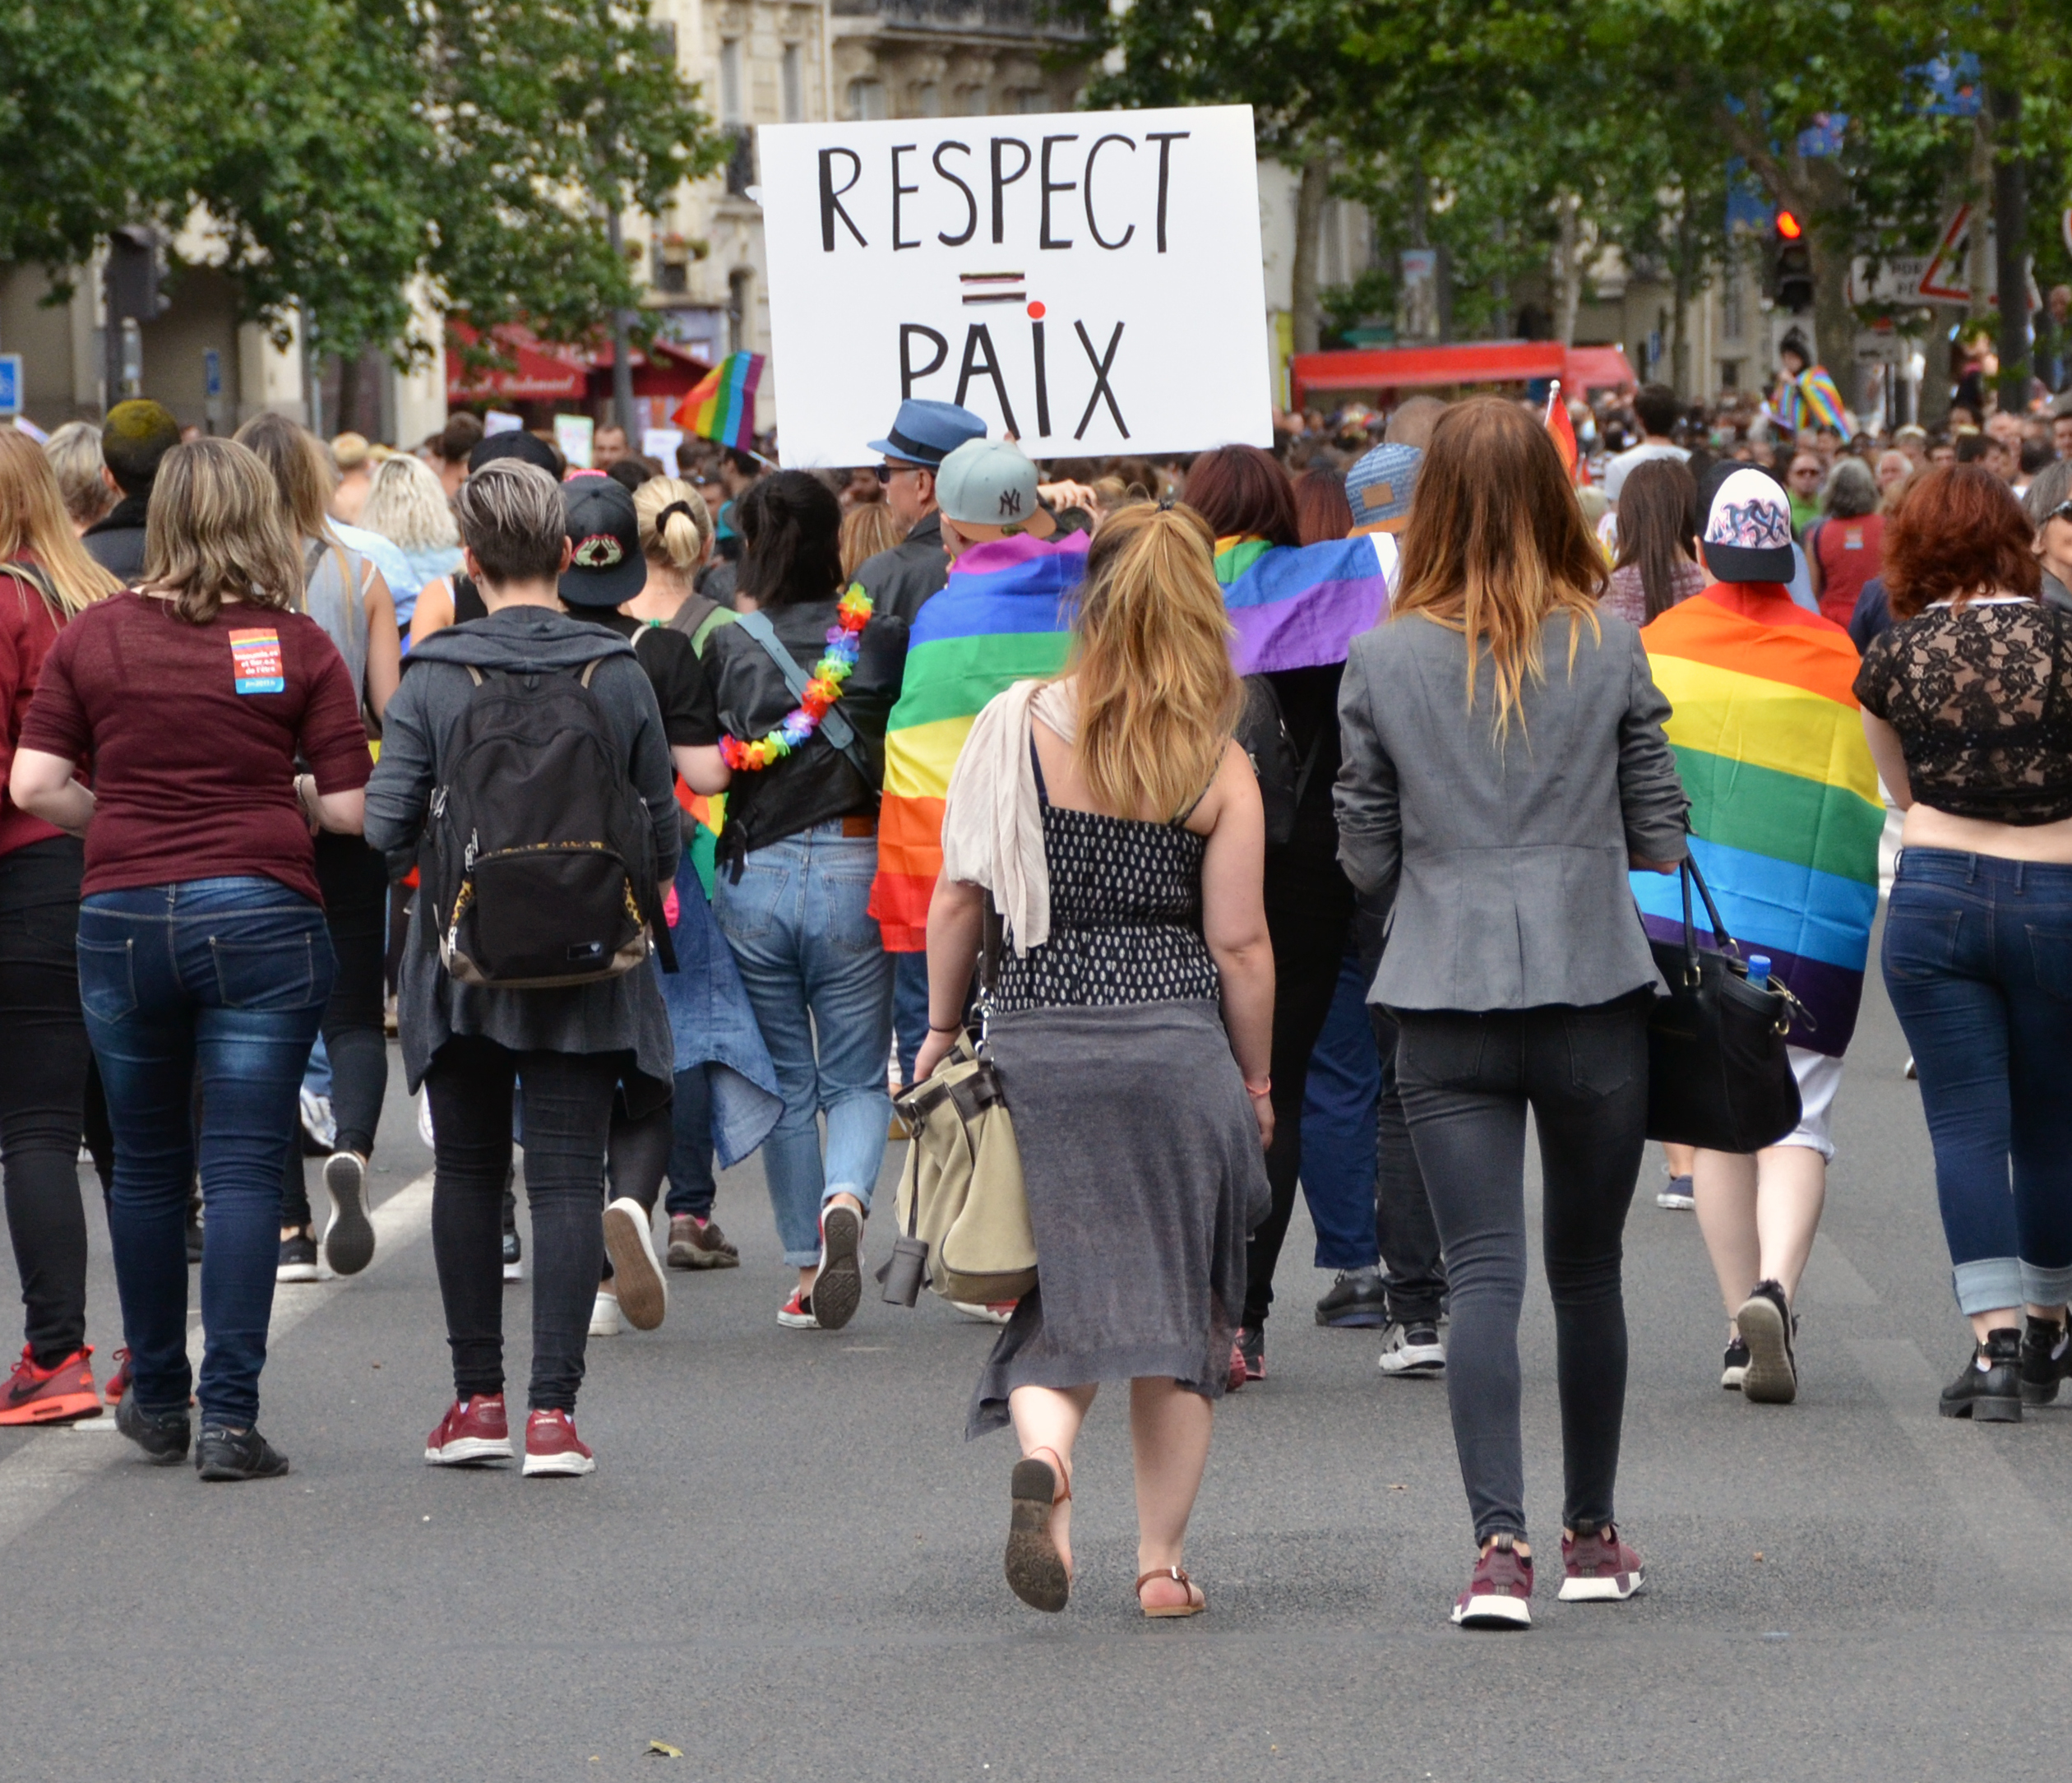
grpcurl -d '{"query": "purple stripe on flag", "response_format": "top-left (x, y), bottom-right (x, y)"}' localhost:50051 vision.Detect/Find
top-left (1641, 913), bottom-right (1865, 1058)
top-left (1228, 575), bottom-right (1391, 674)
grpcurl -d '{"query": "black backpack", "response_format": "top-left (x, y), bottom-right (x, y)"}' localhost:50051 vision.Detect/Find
top-left (1236, 674), bottom-right (1321, 849)
top-left (424, 658), bottom-right (661, 989)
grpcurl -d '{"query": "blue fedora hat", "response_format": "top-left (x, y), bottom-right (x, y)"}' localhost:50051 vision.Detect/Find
top-left (867, 398), bottom-right (987, 467)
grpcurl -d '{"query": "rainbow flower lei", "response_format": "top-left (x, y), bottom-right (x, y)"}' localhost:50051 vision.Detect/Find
top-left (719, 586), bottom-right (874, 771)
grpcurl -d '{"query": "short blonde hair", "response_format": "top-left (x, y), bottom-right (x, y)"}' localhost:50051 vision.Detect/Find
top-left (331, 432), bottom-right (372, 472)
top-left (143, 439), bottom-right (305, 623)
top-left (41, 421), bottom-right (114, 530)
top-left (633, 476), bottom-right (712, 573)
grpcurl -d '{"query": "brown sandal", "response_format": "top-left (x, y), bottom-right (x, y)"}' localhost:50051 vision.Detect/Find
top-left (1135, 1565), bottom-right (1207, 1619)
top-left (1005, 1447), bottom-right (1071, 1613)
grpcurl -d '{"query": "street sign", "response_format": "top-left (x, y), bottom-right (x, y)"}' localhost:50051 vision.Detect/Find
top-left (1850, 206), bottom-right (1975, 306)
top-left (203, 348), bottom-right (222, 399)
top-left (0, 354), bottom-right (20, 418)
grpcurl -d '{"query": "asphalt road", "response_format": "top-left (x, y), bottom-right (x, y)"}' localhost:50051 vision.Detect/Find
top-left (2, 918), bottom-right (2067, 1782)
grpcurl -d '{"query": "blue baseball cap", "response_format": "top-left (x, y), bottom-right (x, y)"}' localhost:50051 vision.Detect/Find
top-left (868, 398), bottom-right (987, 467)
top-left (1345, 443), bottom-right (1421, 534)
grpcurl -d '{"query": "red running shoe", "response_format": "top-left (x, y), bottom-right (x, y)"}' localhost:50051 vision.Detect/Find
top-left (1225, 1342), bottom-right (1247, 1393)
top-left (0, 1345), bottom-right (101, 1425)
top-left (104, 1347), bottom-right (131, 1406)
top-left (424, 1393), bottom-right (514, 1466)
top-left (521, 1408), bottom-right (594, 1477)
top-left (1557, 1523), bottom-right (1645, 1601)
top-left (1451, 1536), bottom-right (1533, 1628)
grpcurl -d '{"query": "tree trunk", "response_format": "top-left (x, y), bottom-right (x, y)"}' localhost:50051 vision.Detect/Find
top-left (607, 209), bottom-right (638, 440)
top-left (1989, 86), bottom-right (2027, 413)
top-left (1553, 192), bottom-right (1583, 348)
top-left (1290, 155), bottom-right (1330, 355)
top-left (335, 352), bottom-right (362, 442)
top-left (1797, 157), bottom-right (1859, 413)
top-left (1966, 113), bottom-right (1995, 340)
top-left (1671, 209), bottom-right (1695, 399)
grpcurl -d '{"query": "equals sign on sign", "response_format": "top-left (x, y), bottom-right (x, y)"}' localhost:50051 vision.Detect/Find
top-left (960, 272), bottom-right (1026, 305)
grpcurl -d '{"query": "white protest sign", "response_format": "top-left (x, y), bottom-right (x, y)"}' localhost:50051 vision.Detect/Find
top-left (759, 104), bottom-right (1270, 465)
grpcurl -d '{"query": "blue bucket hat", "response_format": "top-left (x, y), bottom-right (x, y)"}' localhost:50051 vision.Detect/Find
top-left (867, 398), bottom-right (987, 467)
top-left (1345, 443), bottom-right (1422, 534)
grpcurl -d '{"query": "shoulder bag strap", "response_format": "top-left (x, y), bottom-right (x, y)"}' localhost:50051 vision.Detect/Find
top-left (730, 608), bottom-right (872, 782)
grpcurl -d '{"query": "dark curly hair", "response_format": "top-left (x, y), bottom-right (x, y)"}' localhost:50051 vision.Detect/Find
top-left (1885, 464), bottom-right (2040, 620)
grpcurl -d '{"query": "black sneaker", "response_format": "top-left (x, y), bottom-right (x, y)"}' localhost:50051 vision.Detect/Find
top-left (1314, 1267), bottom-right (1389, 1328)
top-left (276, 1233), bottom-right (319, 1283)
top-left (501, 1178), bottom-right (523, 1283)
top-left (1237, 1324), bottom-right (1265, 1382)
top-left (2019, 1315), bottom-right (2070, 1406)
top-left (1735, 1279), bottom-right (1797, 1404)
top-left (195, 1424), bottom-right (291, 1481)
top-left (1377, 1321), bottom-right (1446, 1377)
top-left (1721, 1335), bottom-right (1751, 1390)
top-left (1941, 1328), bottom-right (2023, 1423)
top-left (184, 1201), bottom-right (204, 1265)
top-left (115, 1387), bottom-right (192, 1466)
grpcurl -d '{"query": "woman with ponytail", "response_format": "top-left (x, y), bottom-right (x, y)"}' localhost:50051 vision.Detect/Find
top-left (916, 501), bottom-right (1274, 1621)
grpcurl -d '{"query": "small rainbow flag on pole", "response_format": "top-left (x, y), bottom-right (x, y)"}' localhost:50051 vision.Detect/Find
top-left (673, 350), bottom-right (765, 450)
top-left (1544, 379), bottom-right (1585, 484)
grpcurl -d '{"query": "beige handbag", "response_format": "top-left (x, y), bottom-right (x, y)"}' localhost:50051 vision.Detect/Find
top-left (881, 902), bottom-right (1036, 1308)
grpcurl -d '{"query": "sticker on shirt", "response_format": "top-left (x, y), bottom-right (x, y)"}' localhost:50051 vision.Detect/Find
top-left (1843, 526), bottom-right (1863, 551)
top-left (229, 628), bottom-right (285, 694)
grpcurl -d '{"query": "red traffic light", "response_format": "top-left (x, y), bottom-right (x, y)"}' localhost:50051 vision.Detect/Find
top-left (1776, 209), bottom-right (1804, 240)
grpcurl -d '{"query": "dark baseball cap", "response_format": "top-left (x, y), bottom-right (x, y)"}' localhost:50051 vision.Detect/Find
top-left (469, 428), bottom-right (562, 477)
top-left (559, 473), bottom-right (645, 607)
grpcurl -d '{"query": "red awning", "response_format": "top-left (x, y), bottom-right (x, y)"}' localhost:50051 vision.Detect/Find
top-left (1290, 341), bottom-right (1638, 405)
top-left (585, 337), bottom-right (715, 401)
top-left (446, 322), bottom-right (590, 402)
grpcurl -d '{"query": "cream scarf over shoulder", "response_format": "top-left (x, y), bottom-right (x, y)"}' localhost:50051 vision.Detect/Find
top-left (939, 678), bottom-right (1077, 955)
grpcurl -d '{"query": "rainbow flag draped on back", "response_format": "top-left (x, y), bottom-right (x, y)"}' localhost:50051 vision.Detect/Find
top-left (673, 351), bottom-right (764, 450)
top-left (1632, 584), bottom-right (1884, 1057)
top-left (867, 531), bottom-right (1087, 951)
top-left (1214, 534), bottom-right (1397, 674)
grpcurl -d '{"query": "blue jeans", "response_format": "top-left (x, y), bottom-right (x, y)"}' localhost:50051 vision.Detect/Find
top-left (665, 1066), bottom-right (716, 1219)
top-left (715, 826), bottom-right (893, 1264)
top-left (1881, 848), bottom-right (2072, 1316)
top-left (1299, 951), bottom-right (1384, 1271)
top-left (78, 877), bottom-right (333, 1427)
top-left (891, 950), bottom-right (930, 1090)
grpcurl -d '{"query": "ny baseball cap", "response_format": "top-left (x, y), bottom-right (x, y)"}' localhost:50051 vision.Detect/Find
top-left (1345, 442), bottom-right (1421, 534)
top-left (1700, 465), bottom-right (1796, 584)
top-left (559, 473), bottom-right (645, 607)
top-left (935, 438), bottom-right (1052, 535)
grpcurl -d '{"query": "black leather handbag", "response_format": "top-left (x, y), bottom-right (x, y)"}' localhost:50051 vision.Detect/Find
top-left (1645, 856), bottom-right (1804, 1152)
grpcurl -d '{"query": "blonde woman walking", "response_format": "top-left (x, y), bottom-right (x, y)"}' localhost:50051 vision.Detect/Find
top-left (914, 502), bottom-right (1274, 1619)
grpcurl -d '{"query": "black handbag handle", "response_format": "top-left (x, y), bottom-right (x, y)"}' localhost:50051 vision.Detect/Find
top-left (1675, 850), bottom-right (1740, 984)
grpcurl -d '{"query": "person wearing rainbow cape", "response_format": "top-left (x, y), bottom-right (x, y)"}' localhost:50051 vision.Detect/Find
top-left (1773, 331), bottom-right (1852, 444)
top-left (1633, 465), bottom-right (1883, 1406)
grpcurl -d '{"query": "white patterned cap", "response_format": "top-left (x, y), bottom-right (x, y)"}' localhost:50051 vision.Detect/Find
top-left (1700, 466), bottom-right (1796, 583)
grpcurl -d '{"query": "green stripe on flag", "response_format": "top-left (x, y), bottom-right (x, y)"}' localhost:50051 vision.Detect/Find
top-left (887, 633), bottom-right (1073, 731)
top-left (1671, 745), bottom-right (1885, 885)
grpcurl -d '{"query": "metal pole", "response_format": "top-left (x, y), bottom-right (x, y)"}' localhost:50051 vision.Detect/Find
top-left (608, 209), bottom-right (637, 442)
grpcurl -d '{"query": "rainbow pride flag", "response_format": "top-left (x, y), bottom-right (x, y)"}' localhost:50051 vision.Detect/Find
top-left (673, 351), bottom-right (764, 450)
top-left (867, 532), bottom-right (1088, 951)
top-left (1633, 584), bottom-right (1884, 1057)
top-left (1214, 535), bottom-right (1396, 674)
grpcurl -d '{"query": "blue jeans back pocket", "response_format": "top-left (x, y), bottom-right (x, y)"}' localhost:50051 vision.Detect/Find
top-left (210, 935), bottom-right (317, 1010)
top-left (2029, 927), bottom-right (2072, 1003)
top-left (76, 935), bottom-right (137, 1023)
top-left (1882, 902), bottom-right (1963, 982)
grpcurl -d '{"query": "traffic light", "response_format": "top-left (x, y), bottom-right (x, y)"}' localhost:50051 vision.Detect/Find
top-left (1772, 209), bottom-right (1814, 313)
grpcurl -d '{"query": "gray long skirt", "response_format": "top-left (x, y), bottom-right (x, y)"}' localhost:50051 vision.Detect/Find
top-left (966, 998), bottom-right (1271, 1438)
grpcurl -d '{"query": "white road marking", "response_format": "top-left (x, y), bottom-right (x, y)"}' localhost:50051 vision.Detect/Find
top-left (0, 1173), bottom-right (433, 1550)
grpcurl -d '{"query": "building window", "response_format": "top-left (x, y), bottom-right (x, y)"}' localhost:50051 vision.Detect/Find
top-left (728, 268), bottom-right (755, 358)
top-left (958, 83), bottom-right (989, 116)
top-left (781, 44), bottom-right (803, 122)
top-left (724, 127), bottom-right (755, 197)
top-left (916, 81), bottom-right (941, 117)
top-left (719, 39), bottom-right (745, 125)
top-left (1718, 359), bottom-right (1741, 391)
top-left (1722, 262), bottom-right (1744, 342)
top-left (848, 77), bottom-right (886, 121)
top-left (1013, 88), bottom-right (1048, 114)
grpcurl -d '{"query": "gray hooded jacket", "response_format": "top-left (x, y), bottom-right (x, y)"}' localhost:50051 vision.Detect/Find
top-left (365, 606), bottom-right (682, 1095)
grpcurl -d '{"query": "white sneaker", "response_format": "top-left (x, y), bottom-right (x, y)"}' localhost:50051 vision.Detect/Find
top-left (1378, 1321), bottom-right (1446, 1377)
top-left (588, 1290), bottom-right (622, 1337)
top-left (950, 1301), bottom-right (1015, 1326)
top-left (602, 1198), bottom-right (667, 1331)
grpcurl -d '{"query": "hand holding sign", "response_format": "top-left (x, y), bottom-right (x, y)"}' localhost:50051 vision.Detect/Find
top-left (759, 105), bottom-right (1271, 465)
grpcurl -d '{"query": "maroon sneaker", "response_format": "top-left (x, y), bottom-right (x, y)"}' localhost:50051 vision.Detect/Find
top-left (424, 1393), bottom-right (514, 1466)
top-left (522, 1407), bottom-right (595, 1477)
top-left (1225, 1342), bottom-right (1247, 1392)
top-left (1451, 1536), bottom-right (1533, 1628)
top-left (1557, 1523), bottom-right (1645, 1602)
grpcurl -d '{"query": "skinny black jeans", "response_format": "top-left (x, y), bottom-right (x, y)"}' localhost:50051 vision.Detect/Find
top-left (427, 1037), bottom-right (622, 1411)
top-left (1242, 844), bottom-right (1357, 1329)
top-left (0, 839), bottom-right (110, 1366)
top-left (281, 833), bottom-right (391, 1226)
top-left (1394, 996), bottom-right (1651, 1544)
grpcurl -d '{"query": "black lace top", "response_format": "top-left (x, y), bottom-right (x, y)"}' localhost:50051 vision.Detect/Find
top-left (1853, 600), bottom-right (2072, 824)
top-left (992, 746), bottom-right (1219, 1012)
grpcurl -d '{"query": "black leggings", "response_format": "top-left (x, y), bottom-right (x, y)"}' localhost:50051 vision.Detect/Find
top-left (0, 841), bottom-right (112, 1366)
top-left (1394, 997), bottom-right (1651, 1544)
top-left (1242, 849), bottom-right (1357, 1329)
top-left (598, 1091), bottom-right (673, 1281)
top-left (427, 1038), bottom-right (622, 1411)
top-left (282, 833), bottom-right (390, 1226)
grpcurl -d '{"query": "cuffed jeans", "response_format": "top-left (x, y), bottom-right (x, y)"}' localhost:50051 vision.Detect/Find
top-left (715, 825), bottom-right (893, 1265)
top-left (1394, 996), bottom-right (1651, 1545)
top-left (79, 877), bottom-right (333, 1428)
top-left (1881, 848), bottom-right (2072, 1316)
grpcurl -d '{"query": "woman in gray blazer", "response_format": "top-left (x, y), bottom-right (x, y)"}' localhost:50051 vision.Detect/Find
top-left (1334, 398), bottom-right (1688, 1631)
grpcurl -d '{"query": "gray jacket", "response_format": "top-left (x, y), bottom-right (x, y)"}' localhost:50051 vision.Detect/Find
top-left (364, 607), bottom-right (682, 1094)
top-left (1334, 609), bottom-right (1688, 1012)
top-left (851, 510), bottom-right (949, 624)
